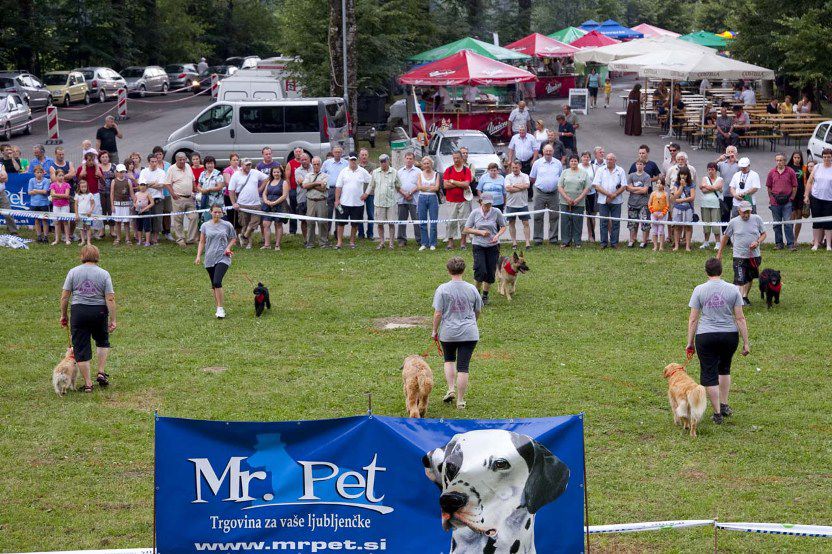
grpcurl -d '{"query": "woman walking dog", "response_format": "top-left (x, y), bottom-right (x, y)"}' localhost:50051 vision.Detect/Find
top-left (60, 244), bottom-right (117, 392)
top-left (195, 204), bottom-right (238, 319)
top-left (432, 257), bottom-right (482, 410)
top-left (463, 193), bottom-right (506, 305)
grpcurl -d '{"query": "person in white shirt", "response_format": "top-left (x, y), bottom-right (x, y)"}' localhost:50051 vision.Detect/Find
top-left (138, 154), bottom-right (168, 244)
top-left (197, 57), bottom-right (208, 75)
top-left (699, 78), bottom-right (710, 96)
top-left (508, 127), bottom-right (538, 176)
top-left (334, 154), bottom-right (371, 249)
top-left (228, 158), bottom-right (269, 248)
top-left (396, 152), bottom-right (421, 246)
top-left (508, 101), bottom-right (532, 134)
top-left (740, 85), bottom-right (756, 106)
top-left (592, 152), bottom-right (628, 248)
top-left (463, 85), bottom-right (480, 103)
top-left (503, 160), bottom-right (531, 249)
top-left (728, 157), bottom-right (760, 216)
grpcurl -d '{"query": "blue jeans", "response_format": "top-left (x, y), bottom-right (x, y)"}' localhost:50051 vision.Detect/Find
top-left (598, 203), bottom-right (621, 246)
top-left (358, 194), bottom-right (374, 238)
top-left (417, 194), bottom-right (439, 247)
top-left (770, 203), bottom-right (794, 247)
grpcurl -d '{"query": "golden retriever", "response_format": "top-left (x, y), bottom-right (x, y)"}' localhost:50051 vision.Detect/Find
top-left (402, 355), bottom-right (434, 418)
top-left (52, 348), bottom-right (78, 396)
top-left (664, 363), bottom-right (707, 437)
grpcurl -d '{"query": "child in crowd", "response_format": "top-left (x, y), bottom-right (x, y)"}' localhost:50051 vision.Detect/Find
top-left (110, 164), bottom-right (135, 245)
top-left (27, 165), bottom-right (51, 242)
top-left (49, 169), bottom-right (72, 245)
top-left (133, 181), bottom-right (154, 246)
top-left (604, 78), bottom-right (612, 108)
top-left (74, 179), bottom-right (95, 246)
top-left (649, 180), bottom-right (669, 251)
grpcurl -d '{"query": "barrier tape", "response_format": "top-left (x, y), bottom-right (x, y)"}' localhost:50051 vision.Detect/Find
top-left (588, 519), bottom-right (715, 534)
top-left (0, 207), bottom-right (210, 223)
top-left (4, 112), bottom-right (47, 134)
top-left (129, 86), bottom-right (211, 104)
top-left (58, 103), bottom-right (119, 125)
top-left (715, 522), bottom-right (832, 537)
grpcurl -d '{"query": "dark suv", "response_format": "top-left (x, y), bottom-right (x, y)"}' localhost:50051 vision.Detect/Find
top-left (74, 67), bottom-right (126, 103)
top-left (0, 71), bottom-right (52, 110)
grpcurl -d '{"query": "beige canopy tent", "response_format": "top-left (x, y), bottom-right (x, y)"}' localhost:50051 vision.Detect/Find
top-left (573, 36), bottom-right (711, 65)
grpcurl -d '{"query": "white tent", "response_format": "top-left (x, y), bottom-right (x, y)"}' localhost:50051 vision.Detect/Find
top-left (574, 36), bottom-right (710, 65)
top-left (606, 50), bottom-right (775, 80)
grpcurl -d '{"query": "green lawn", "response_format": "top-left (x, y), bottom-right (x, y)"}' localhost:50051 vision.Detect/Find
top-left (1, 235), bottom-right (830, 553)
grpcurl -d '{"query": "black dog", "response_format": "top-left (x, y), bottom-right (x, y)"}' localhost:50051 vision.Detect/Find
top-left (253, 282), bottom-right (271, 317)
top-left (759, 269), bottom-right (782, 308)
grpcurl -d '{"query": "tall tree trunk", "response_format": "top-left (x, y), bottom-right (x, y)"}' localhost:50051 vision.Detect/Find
top-left (329, 0), bottom-right (357, 133)
top-left (517, 0), bottom-right (532, 37)
top-left (466, 0), bottom-right (482, 39)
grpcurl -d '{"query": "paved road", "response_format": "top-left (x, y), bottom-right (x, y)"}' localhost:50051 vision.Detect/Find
top-left (10, 85), bottom-right (812, 243)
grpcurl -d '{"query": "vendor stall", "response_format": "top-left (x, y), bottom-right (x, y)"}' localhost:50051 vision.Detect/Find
top-left (504, 33), bottom-right (580, 98)
top-left (398, 50), bottom-right (536, 141)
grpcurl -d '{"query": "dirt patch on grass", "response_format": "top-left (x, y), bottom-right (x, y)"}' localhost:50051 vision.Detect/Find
top-left (202, 366), bottom-right (228, 374)
top-left (679, 468), bottom-right (707, 480)
top-left (372, 316), bottom-right (430, 330)
top-left (475, 350), bottom-right (511, 361)
top-left (104, 389), bottom-right (161, 413)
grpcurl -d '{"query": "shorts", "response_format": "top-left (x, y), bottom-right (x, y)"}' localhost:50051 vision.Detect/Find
top-left (373, 205), bottom-right (396, 223)
top-left (810, 196), bottom-right (832, 230)
top-left (472, 244), bottom-right (500, 284)
top-left (52, 205), bottom-right (70, 215)
top-left (505, 206), bottom-right (530, 221)
top-left (113, 201), bottom-right (131, 223)
top-left (70, 303), bottom-right (110, 363)
top-left (336, 204), bottom-right (364, 226)
top-left (733, 256), bottom-right (761, 285)
top-left (585, 193), bottom-right (596, 214)
top-left (441, 340), bottom-right (478, 373)
top-left (672, 207), bottom-right (694, 223)
top-left (136, 215), bottom-right (152, 232)
top-left (695, 332), bottom-right (739, 387)
top-left (588, 86), bottom-right (599, 98)
top-left (30, 205), bottom-right (49, 212)
top-left (149, 198), bottom-right (164, 233)
top-left (627, 205), bottom-right (650, 231)
top-left (206, 262), bottom-right (229, 289)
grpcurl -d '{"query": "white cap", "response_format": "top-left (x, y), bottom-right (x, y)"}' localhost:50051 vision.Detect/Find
top-left (738, 157), bottom-right (751, 168)
top-left (115, 163), bottom-right (127, 172)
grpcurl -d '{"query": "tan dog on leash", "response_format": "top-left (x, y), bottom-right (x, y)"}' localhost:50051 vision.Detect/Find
top-left (664, 363), bottom-right (707, 437)
top-left (52, 347), bottom-right (78, 396)
top-left (402, 355), bottom-right (434, 418)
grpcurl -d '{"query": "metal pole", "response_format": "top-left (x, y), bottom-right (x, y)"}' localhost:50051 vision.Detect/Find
top-left (582, 416), bottom-right (590, 554)
top-left (341, 0), bottom-right (348, 108)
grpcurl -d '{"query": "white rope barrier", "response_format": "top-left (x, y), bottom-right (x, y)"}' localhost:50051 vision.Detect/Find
top-left (588, 519), bottom-right (715, 534)
top-left (715, 522), bottom-right (832, 537)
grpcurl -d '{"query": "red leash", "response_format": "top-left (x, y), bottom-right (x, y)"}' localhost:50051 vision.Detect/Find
top-left (434, 337), bottom-right (444, 356)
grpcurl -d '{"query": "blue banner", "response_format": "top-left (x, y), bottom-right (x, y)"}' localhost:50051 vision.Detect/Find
top-left (155, 414), bottom-right (585, 554)
top-left (4, 173), bottom-right (36, 225)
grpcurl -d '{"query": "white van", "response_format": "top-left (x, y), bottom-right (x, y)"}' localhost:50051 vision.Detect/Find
top-left (163, 98), bottom-right (352, 166)
top-left (216, 69), bottom-right (285, 102)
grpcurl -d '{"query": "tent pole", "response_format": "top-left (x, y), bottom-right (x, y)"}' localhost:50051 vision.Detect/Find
top-left (661, 78), bottom-right (674, 139)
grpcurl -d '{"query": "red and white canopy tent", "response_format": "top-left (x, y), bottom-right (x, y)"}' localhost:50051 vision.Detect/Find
top-left (398, 50), bottom-right (536, 141)
top-left (569, 30), bottom-right (621, 49)
top-left (503, 33), bottom-right (580, 58)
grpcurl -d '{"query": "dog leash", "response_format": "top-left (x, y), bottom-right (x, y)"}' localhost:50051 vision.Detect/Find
top-left (420, 337), bottom-right (444, 358)
top-left (682, 347), bottom-right (695, 370)
top-left (239, 270), bottom-right (255, 287)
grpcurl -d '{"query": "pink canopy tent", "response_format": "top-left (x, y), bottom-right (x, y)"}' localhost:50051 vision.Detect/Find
top-left (569, 30), bottom-right (620, 49)
top-left (631, 23), bottom-right (680, 38)
top-left (503, 33), bottom-right (580, 58)
top-left (398, 50), bottom-right (536, 86)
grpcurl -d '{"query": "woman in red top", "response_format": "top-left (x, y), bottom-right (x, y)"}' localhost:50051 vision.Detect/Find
top-left (443, 151), bottom-right (473, 250)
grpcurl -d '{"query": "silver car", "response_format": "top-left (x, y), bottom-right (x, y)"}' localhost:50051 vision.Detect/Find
top-left (74, 67), bottom-right (127, 103)
top-left (0, 93), bottom-right (33, 140)
top-left (427, 130), bottom-right (503, 182)
top-left (122, 66), bottom-right (169, 97)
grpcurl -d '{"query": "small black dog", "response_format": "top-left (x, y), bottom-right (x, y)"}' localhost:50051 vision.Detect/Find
top-left (759, 269), bottom-right (782, 308)
top-left (253, 282), bottom-right (271, 317)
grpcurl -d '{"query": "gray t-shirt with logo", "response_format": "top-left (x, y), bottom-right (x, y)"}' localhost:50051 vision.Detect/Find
top-left (689, 278), bottom-right (742, 334)
top-left (200, 219), bottom-right (237, 268)
top-left (432, 280), bottom-right (482, 342)
top-left (724, 214), bottom-right (764, 258)
top-left (627, 172), bottom-right (651, 208)
top-left (63, 264), bottom-right (114, 306)
top-left (464, 207), bottom-right (507, 248)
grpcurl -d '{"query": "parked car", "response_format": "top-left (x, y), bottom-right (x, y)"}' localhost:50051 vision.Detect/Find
top-left (74, 66), bottom-right (126, 103)
top-left (427, 129), bottom-right (503, 182)
top-left (163, 97), bottom-right (352, 166)
top-left (808, 120), bottom-right (832, 162)
top-left (0, 92), bottom-right (33, 140)
top-left (122, 66), bottom-right (169, 97)
top-left (225, 56), bottom-right (261, 70)
top-left (43, 71), bottom-right (90, 106)
top-left (0, 71), bottom-right (51, 110)
top-left (165, 63), bottom-right (199, 92)
top-left (194, 65), bottom-right (238, 92)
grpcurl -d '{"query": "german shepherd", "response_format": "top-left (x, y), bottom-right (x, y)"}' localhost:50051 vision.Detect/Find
top-left (495, 252), bottom-right (529, 301)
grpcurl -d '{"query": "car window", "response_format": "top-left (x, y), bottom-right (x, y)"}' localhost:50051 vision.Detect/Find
top-left (79, 70), bottom-right (94, 79)
top-left (815, 123), bottom-right (830, 142)
top-left (324, 101), bottom-right (347, 128)
top-left (121, 68), bottom-right (143, 78)
top-left (252, 91), bottom-right (279, 100)
top-left (195, 104), bottom-right (233, 132)
top-left (0, 77), bottom-right (14, 88)
top-left (5, 95), bottom-right (16, 109)
top-left (285, 105), bottom-right (319, 132)
top-left (29, 76), bottom-right (43, 88)
top-left (165, 65), bottom-right (183, 73)
top-left (240, 106), bottom-right (283, 133)
top-left (428, 136), bottom-right (440, 155)
top-left (44, 74), bottom-right (67, 86)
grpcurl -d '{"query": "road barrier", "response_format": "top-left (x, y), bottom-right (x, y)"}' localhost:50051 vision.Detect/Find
top-left (44, 106), bottom-right (62, 144)
top-left (211, 73), bottom-right (219, 100)
top-left (116, 88), bottom-right (128, 120)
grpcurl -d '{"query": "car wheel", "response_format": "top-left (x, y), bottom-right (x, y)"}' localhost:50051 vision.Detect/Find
top-left (162, 83), bottom-right (169, 95)
top-left (99, 89), bottom-right (106, 103)
top-left (24, 118), bottom-right (32, 135)
top-left (84, 92), bottom-right (90, 105)
top-left (2, 123), bottom-right (10, 141)
top-left (139, 85), bottom-right (146, 98)
top-left (63, 95), bottom-right (71, 107)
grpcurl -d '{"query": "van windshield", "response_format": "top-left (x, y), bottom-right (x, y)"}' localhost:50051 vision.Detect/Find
top-left (324, 101), bottom-right (347, 128)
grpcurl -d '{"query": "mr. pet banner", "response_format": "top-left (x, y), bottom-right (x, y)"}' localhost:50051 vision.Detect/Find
top-left (155, 414), bottom-right (585, 553)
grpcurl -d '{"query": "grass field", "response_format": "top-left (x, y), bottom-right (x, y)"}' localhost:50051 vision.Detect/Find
top-left (1, 234), bottom-right (830, 553)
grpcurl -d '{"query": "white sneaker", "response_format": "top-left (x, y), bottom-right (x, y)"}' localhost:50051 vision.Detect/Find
top-left (419, 245), bottom-right (427, 251)
top-left (811, 244), bottom-right (819, 251)
top-left (714, 243), bottom-right (720, 250)
top-left (165, 233), bottom-right (175, 242)
top-left (700, 242), bottom-right (710, 249)
top-left (430, 245), bottom-right (436, 250)
top-left (216, 307), bottom-right (225, 319)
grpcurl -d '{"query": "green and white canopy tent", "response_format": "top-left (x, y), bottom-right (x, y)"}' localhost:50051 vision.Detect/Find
top-left (409, 37), bottom-right (530, 62)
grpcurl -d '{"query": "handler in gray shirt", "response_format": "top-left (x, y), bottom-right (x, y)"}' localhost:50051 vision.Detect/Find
top-left (195, 204), bottom-right (238, 319)
top-left (717, 201), bottom-right (766, 305)
top-left (463, 193), bottom-right (506, 305)
top-left (432, 256), bottom-right (482, 410)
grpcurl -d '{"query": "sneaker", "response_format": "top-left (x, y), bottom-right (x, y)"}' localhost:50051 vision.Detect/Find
top-left (811, 244), bottom-right (819, 251)
top-left (443, 389), bottom-right (456, 403)
top-left (456, 400), bottom-right (467, 409)
top-left (720, 403), bottom-right (733, 417)
top-left (714, 243), bottom-right (720, 250)
top-left (430, 246), bottom-right (436, 251)
top-left (215, 307), bottom-right (226, 319)
top-left (700, 242), bottom-right (710, 249)
top-left (627, 241), bottom-right (634, 248)
top-left (165, 233), bottom-right (175, 242)
top-left (481, 293), bottom-right (489, 305)
top-left (774, 244), bottom-right (783, 250)
top-left (742, 297), bottom-right (750, 306)
top-left (639, 242), bottom-right (647, 248)
top-left (712, 413), bottom-right (724, 425)
top-left (419, 245), bottom-right (427, 251)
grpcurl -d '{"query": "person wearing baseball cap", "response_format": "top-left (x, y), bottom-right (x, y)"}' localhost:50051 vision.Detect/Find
top-left (718, 200), bottom-right (767, 306)
top-left (228, 158), bottom-right (269, 248)
top-left (366, 153), bottom-right (399, 250)
top-left (110, 162), bottom-right (134, 244)
top-left (728, 157), bottom-right (760, 217)
top-left (462, 192), bottom-right (506, 305)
